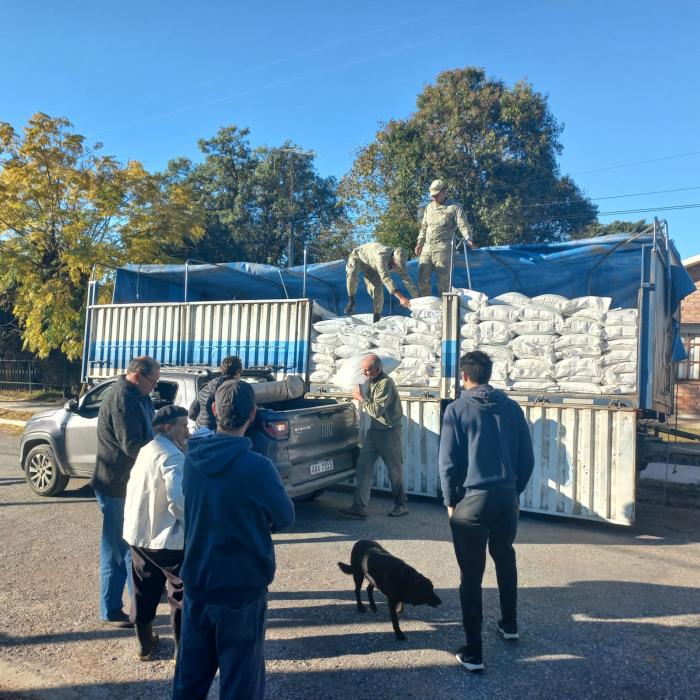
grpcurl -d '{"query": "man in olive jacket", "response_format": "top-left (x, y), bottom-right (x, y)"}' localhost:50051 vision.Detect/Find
top-left (340, 354), bottom-right (408, 519)
top-left (91, 355), bottom-right (160, 625)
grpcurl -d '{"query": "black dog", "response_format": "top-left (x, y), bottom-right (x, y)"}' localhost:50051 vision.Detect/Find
top-left (338, 539), bottom-right (441, 641)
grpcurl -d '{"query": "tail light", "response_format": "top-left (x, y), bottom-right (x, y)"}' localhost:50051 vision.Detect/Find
top-left (262, 420), bottom-right (289, 439)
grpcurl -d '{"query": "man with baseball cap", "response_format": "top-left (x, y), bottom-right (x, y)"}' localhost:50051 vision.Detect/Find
top-left (344, 241), bottom-right (419, 322)
top-left (415, 179), bottom-right (475, 296)
top-left (173, 379), bottom-right (295, 700)
top-left (123, 404), bottom-right (190, 660)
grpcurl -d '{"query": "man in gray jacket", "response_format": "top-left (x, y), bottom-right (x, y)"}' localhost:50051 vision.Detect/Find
top-left (124, 405), bottom-right (189, 661)
top-left (91, 355), bottom-right (160, 626)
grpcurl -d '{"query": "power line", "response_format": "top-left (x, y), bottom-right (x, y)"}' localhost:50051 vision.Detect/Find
top-left (91, 0), bottom-right (574, 137)
top-left (143, 0), bottom-right (485, 103)
top-left (505, 184), bottom-right (700, 209)
top-left (520, 202), bottom-right (700, 225)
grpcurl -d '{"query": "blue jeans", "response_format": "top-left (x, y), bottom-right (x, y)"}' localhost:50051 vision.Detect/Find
top-left (173, 594), bottom-right (267, 700)
top-left (94, 490), bottom-right (133, 619)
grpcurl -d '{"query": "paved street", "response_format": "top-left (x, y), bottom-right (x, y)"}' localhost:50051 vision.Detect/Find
top-left (1, 430), bottom-right (699, 699)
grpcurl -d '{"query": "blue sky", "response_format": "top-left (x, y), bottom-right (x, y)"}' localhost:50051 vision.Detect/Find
top-left (2, 0), bottom-right (699, 258)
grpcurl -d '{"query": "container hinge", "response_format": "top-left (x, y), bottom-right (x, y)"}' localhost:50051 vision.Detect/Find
top-left (608, 399), bottom-right (624, 408)
top-left (420, 391), bottom-right (436, 399)
top-left (533, 396), bottom-right (550, 405)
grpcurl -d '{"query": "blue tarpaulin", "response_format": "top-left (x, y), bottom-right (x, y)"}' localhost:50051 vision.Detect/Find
top-left (112, 234), bottom-right (693, 325)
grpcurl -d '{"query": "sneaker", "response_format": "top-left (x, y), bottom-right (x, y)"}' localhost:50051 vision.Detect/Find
top-left (497, 620), bottom-right (519, 640)
top-left (455, 646), bottom-right (484, 673)
top-left (339, 505), bottom-right (367, 519)
top-left (388, 505), bottom-right (409, 517)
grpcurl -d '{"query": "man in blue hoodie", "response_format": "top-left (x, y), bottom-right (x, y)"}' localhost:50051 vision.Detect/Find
top-left (439, 351), bottom-right (534, 673)
top-left (173, 379), bottom-right (295, 700)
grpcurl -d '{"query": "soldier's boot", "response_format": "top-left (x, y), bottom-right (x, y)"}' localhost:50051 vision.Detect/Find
top-left (135, 622), bottom-right (159, 661)
top-left (344, 295), bottom-right (355, 315)
top-left (373, 313), bottom-right (381, 324)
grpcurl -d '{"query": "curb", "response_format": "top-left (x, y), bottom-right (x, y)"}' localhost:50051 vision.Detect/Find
top-left (0, 417), bottom-right (26, 428)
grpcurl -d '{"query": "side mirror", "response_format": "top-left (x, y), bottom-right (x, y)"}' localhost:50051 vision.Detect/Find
top-left (64, 398), bottom-right (79, 413)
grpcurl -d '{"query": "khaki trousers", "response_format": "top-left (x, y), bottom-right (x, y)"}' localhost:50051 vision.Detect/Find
top-left (353, 427), bottom-right (406, 511)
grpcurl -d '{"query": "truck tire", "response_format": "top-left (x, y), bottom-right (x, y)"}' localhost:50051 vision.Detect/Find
top-left (24, 444), bottom-right (69, 497)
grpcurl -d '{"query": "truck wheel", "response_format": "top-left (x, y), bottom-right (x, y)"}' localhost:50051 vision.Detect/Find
top-left (24, 445), bottom-right (69, 497)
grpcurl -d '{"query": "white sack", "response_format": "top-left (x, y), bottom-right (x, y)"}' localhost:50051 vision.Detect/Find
top-left (511, 335), bottom-right (556, 359)
top-left (565, 296), bottom-right (612, 316)
top-left (402, 344), bottom-right (439, 360)
top-left (309, 369), bottom-right (333, 383)
top-left (553, 357), bottom-right (598, 379)
top-left (520, 306), bottom-right (564, 324)
top-left (562, 317), bottom-right (603, 336)
top-left (605, 308), bottom-right (639, 325)
top-left (603, 325), bottom-right (638, 340)
top-left (460, 338), bottom-right (477, 352)
top-left (557, 381), bottom-right (603, 394)
top-left (478, 345), bottom-right (515, 362)
top-left (528, 294), bottom-right (569, 312)
top-left (511, 319), bottom-right (560, 335)
top-left (311, 352), bottom-right (335, 365)
top-left (370, 346), bottom-right (402, 359)
top-left (476, 320), bottom-right (515, 346)
top-left (371, 333), bottom-right (404, 350)
top-left (350, 313), bottom-right (375, 325)
top-left (478, 304), bottom-right (521, 322)
top-left (460, 310), bottom-right (479, 324)
top-left (331, 354), bottom-right (400, 390)
top-left (598, 349), bottom-right (638, 366)
top-left (410, 296), bottom-right (443, 310)
top-left (491, 292), bottom-right (529, 307)
top-left (334, 344), bottom-right (367, 359)
top-left (453, 288), bottom-right (489, 311)
top-left (313, 319), bottom-right (356, 333)
top-left (411, 309), bottom-right (443, 324)
top-left (311, 342), bottom-right (339, 355)
top-left (511, 380), bottom-right (558, 391)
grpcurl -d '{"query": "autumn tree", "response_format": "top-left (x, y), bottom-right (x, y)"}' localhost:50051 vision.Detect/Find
top-left (166, 127), bottom-right (354, 266)
top-left (0, 113), bottom-right (203, 359)
top-left (341, 67), bottom-right (598, 250)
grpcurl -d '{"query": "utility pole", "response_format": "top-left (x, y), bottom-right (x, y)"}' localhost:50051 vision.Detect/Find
top-left (272, 147), bottom-right (315, 267)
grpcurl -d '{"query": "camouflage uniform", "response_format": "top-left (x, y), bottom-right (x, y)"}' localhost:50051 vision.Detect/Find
top-left (417, 200), bottom-right (472, 296)
top-left (346, 242), bottom-right (419, 314)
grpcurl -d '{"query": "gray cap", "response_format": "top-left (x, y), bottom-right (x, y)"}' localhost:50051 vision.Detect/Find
top-left (393, 247), bottom-right (409, 267)
top-left (214, 379), bottom-right (256, 427)
top-left (429, 179), bottom-right (446, 195)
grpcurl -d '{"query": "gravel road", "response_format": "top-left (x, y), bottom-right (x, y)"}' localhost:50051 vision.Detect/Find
top-left (1, 430), bottom-right (699, 699)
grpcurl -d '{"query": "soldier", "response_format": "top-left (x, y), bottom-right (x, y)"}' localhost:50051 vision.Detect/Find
top-left (345, 242), bottom-right (418, 323)
top-left (415, 179), bottom-right (475, 296)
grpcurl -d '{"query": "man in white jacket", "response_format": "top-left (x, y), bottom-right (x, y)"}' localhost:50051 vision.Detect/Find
top-left (123, 405), bottom-right (190, 661)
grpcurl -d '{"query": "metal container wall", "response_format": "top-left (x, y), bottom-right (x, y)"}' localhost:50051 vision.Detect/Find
top-left (517, 401), bottom-right (637, 525)
top-left (84, 299), bottom-right (311, 381)
top-left (359, 397), bottom-right (443, 498)
top-left (186, 300), bottom-right (311, 380)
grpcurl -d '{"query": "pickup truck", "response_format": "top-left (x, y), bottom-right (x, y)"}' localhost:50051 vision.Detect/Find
top-left (19, 366), bottom-right (359, 499)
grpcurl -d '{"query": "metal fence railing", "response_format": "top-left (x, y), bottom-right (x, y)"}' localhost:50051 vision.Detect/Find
top-left (0, 358), bottom-right (81, 396)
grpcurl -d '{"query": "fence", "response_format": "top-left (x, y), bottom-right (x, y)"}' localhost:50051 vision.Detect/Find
top-left (0, 358), bottom-right (81, 395)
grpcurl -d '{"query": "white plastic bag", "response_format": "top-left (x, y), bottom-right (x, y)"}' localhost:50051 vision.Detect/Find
top-left (528, 294), bottom-right (569, 312)
top-left (511, 319), bottom-right (560, 335)
top-left (410, 296), bottom-right (443, 310)
top-left (562, 317), bottom-right (603, 336)
top-left (565, 296), bottom-right (612, 316)
top-left (453, 288), bottom-right (488, 311)
top-left (491, 292), bottom-right (529, 307)
top-left (520, 306), bottom-right (563, 324)
top-left (334, 344), bottom-right (367, 359)
top-left (603, 325), bottom-right (638, 340)
top-left (477, 345), bottom-right (515, 362)
top-left (331, 354), bottom-right (400, 390)
top-left (511, 335), bottom-right (556, 359)
top-left (605, 308), bottom-right (639, 325)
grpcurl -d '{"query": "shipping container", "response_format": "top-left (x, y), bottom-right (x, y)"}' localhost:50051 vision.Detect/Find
top-left (82, 289), bottom-right (312, 383)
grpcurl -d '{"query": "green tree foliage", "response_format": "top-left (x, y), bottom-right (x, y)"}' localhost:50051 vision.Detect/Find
top-left (166, 126), bottom-right (354, 266)
top-left (341, 67), bottom-right (598, 250)
top-left (577, 219), bottom-right (649, 238)
top-left (0, 113), bottom-right (203, 359)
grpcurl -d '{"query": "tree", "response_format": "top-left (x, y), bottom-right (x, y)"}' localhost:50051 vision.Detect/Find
top-left (576, 219), bottom-right (649, 239)
top-left (341, 67), bottom-right (598, 250)
top-left (0, 113), bottom-right (203, 359)
top-left (166, 127), bottom-right (354, 266)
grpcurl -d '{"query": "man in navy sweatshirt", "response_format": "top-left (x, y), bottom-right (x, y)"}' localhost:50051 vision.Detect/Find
top-left (439, 351), bottom-right (534, 673)
top-left (173, 379), bottom-right (295, 700)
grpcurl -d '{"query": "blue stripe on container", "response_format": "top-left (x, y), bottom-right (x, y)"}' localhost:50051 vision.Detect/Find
top-left (88, 339), bottom-right (308, 373)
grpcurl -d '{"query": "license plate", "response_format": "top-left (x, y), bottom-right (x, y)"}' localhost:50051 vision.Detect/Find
top-left (309, 458), bottom-right (334, 476)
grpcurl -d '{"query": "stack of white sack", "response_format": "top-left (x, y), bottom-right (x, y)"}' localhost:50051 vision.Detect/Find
top-left (598, 308), bottom-right (638, 394)
top-left (458, 291), bottom-right (638, 394)
top-left (307, 297), bottom-right (444, 388)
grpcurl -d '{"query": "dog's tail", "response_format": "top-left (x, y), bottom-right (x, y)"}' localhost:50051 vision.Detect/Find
top-left (337, 561), bottom-right (353, 575)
